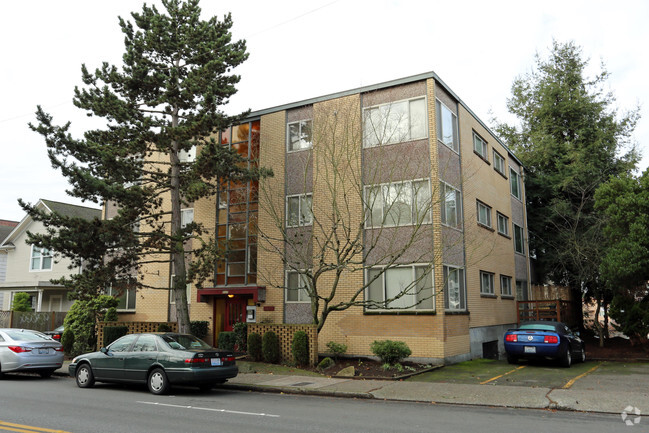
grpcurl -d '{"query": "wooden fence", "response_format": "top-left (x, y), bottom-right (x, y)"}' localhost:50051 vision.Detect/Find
top-left (0, 311), bottom-right (66, 331)
top-left (517, 300), bottom-right (577, 327)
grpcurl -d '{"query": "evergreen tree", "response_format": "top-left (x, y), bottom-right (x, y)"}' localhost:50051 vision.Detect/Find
top-left (24, 0), bottom-right (269, 333)
top-left (494, 41), bottom-right (639, 328)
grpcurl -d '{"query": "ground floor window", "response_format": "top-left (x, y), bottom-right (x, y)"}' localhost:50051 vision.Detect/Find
top-left (444, 265), bottom-right (466, 311)
top-left (366, 265), bottom-right (434, 311)
top-left (108, 284), bottom-right (136, 311)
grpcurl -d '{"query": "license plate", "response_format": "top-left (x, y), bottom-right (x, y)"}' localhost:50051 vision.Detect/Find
top-left (38, 348), bottom-right (50, 355)
top-left (524, 346), bottom-right (536, 354)
top-left (211, 358), bottom-right (222, 366)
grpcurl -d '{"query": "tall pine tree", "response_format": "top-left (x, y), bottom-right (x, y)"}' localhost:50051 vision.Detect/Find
top-left (24, 0), bottom-right (269, 333)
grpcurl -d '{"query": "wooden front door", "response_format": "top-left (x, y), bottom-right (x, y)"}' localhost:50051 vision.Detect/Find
top-left (224, 297), bottom-right (247, 331)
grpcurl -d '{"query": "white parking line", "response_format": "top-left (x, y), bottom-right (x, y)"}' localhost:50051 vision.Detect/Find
top-left (136, 401), bottom-right (280, 418)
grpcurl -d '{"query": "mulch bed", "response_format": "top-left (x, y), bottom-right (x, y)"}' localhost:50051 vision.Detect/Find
top-left (317, 358), bottom-right (439, 380)
top-left (584, 335), bottom-right (649, 361)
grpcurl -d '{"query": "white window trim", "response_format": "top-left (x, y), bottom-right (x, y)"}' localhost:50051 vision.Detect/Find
top-left (493, 150), bottom-right (506, 176)
top-left (365, 264), bottom-right (435, 312)
top-left (107, 284), bottom-right (136, 312)
top-left (29, 245), bottom-right (53, 272)
top-left (180, 208), bottom-right (194, 229)
top-left (510, 167), bottom-right (522, 200)
top-left (496, 212), bottom-right (509, 236)
top-left (170, 274), bottom-right (192, 304)
top-left (286, 119), bottom-right (313, 152)
top-left (480, 271), bottom-right (495, 295)
top-left (443, 264), bottom-right (466, 311)
top-left (364, 178), bottom-right (432, 228)
top-left (500, 275), bottom-right (513, 297)
top-left (285, 270), bottom-right (310, 303)
top-left (286, 193), bottom-right (313, 228)
top-left (362, 96), bottom-right (429, 148)
top-left (473, 132), bottom-right (488, 160)
top-left (440, 181), bottom-right (463, 230)
top-left (436, 99), bottom-right (459, 153)
top-left (476, 200), bottom-right (492, 228)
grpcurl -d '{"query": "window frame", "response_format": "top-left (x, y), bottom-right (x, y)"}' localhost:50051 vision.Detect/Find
top-left (285, 270), bottom-right (310, 303)
top-left (180, 208), bottom-right (194, 229)
top-left (29, 245), bottom-right (53, 272)
top-left (436, 99), bottom-right (459, 152)
top-left (476, 200), bottom-right (492, 229)
top-left (480, 271), bottom-right (495, 296)
top-left (287, 119), bottom-right (313, 152)
top-left (500, 275), bottom-right (513, 297)
top-left (365, 178), bottom-right (432, 228)
top-left (443, 265), bottom-right (466, 311)
top-left (440, 181), bottom-right (462, 229)
top-left (513, 223), bottom-right (525, 254)
top-left (493, 150), bottom-right (506, 176)
top-left (510, 167), bottom-right (522, 200)
top-left (169, 274), bottom-right (192, 305)
top-left (496, 212), bottom-right (509, 237)
top-left (107, 284), bottom-right (136, 312)
top-left (286, 193), bottom-right (313, 228)
top-left (362, 97), bottom-right (428, 148)
top-left (473, 131), bottom-right (488, 161)
top-left (365, 264), bottom-right (435, 312)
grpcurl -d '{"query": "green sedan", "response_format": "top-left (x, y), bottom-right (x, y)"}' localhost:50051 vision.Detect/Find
top-left (69, 333), bottom-right (238, 395)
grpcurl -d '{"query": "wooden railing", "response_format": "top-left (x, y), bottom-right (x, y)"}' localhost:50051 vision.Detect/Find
top-left (517, 300), bottom-right (576, 326)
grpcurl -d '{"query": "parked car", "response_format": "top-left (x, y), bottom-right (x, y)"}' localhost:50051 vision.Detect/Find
top-left (69, 332), bottom-right (238, 395)
top-left (0, 328), bottom-right (65, 378)
top-left (504, 321), bottom-right (586, 367)
top-left (44, 325), bottom-right (64, 341)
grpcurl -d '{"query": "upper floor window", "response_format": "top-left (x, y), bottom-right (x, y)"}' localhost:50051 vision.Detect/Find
top-left (170, 274), bottom-right (192, 305)
top-left (444, 265), bottom-right (466, 311)
top-left (513, 224), bottom-right (525, 254)
top-left (436, 99), bottom-right (458, 152)
top-left (287, 120), bottom-right (313, 152)
top-left (365, 179), bottom-right (431, 228)
top-left (363, 98), bottom-right (427, 147)
top-left (181, 208), bottom-right (194, 229)
top-left (480, 271), bottom-right (495, 295)
top-left (179, 145), bottom-right (196, 163)
top-left (286, 270), bottom-right (310, 303)
top-left (493, 150), bottom-right (506, 176)
top-left (286, 194), bottom-right (313, 227)
top-left (440, 182), bottom-right (462, 229)
top-left (497, 212), bottom-right (509, 236)
top-left (473, 132), bottom-right (488, 160)
top-left (510, 167), bottom-right (522, 200)
top-left (30, 246), bottom-right (52, 271)
top-left (366, 265), bottom-right (434, 311)
top-left (476, 200), bottom-right (492, 228)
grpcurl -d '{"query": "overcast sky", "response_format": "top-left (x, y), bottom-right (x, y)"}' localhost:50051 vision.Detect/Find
top-left (1, 0), bottom-right (647, 222)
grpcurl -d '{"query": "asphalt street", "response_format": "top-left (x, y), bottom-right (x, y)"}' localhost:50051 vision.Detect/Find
top-left (0, 374), bottom-right (632, 433)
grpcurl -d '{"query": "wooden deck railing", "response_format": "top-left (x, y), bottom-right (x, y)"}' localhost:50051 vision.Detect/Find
top-left (517, 300), bottom-right (576, 326)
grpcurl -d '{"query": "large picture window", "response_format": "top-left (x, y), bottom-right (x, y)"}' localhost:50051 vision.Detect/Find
top-left (436, 100), bottom-right (458, 152)
top-left (444, 265), bottom-right (466, 311)
top-left (363, 98), bottom-right (427, 147)
top-left (440, 182), bottom-right (462, 229)
top-left (287, 120), bottom-right (313, 152)
top-left (366, 265), bottom-right (434, 311)
top-left (365, 179), bottom-right (431, 227)
top-left (286, 194), bottom-right (313, 227)
top-left (30, 246), bottom-right (52, 271)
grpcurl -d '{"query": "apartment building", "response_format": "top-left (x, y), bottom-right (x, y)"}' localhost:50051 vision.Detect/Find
top-left (125, 71), bottom-right (530, 363)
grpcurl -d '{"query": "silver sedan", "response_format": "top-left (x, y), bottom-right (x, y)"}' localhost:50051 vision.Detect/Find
top-left (0, 328), bottom-right (64, 378)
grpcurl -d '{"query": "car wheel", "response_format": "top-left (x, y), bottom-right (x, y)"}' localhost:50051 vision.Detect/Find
top-left (39, 369), bottom-right (55, 378)
top-left (561, 347), bottom-right (572, 368)
top-left (148, 368), bottom-right (170, 395)
top-left (76, 364), bottom-right (95, 388)
top-left (506, 354), bottom-right (517, 364)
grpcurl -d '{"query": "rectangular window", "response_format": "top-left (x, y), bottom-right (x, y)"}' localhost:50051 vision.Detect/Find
top-left (179, 145), bottom-right (196, 163)
top-left (440, 182), bottom-right (462, 229)
top-left (366, 265), bottom-right (434, 311)
top-left (287, 120), bottom-right (313, 151)
top-left (500, 275), bottom-right (513, 297)
top-left (480, 271), bottom-right (495, 295)
top-left (473, 132), bottom-right (488, 160)
top-left (513, 224), bottom-right (525, 254)
top-left (286, 194), bottom-right (313, 227)
top-left (444, 265), bottom-right (466, 311)
top-left (436, 100), bottom-right (458, 152)
top-left (510, 167), bottom-right (521, 199)
top-left (366, 179), bottom-right (431, 228)
top-left (30, 246), bottom-right (52, 271)
top-left (497, 212), bottom-right (509, 236)
top-left (493, 150), bottom-right (506, 175)
top-left (286, 271), bottom-right (310, 303)
top-left (477, 201), bottom-right (492, 228)
top-left (108, 284), bottom-right (136, 311)
top-left (363, 98), bottom-right (427, 147)
top-left (169, 275), bottom-right (192, 304)
top-left (180, 208), bottom-right (194, 228)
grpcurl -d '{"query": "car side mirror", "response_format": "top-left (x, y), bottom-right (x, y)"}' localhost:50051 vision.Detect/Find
top-left (575, 331), bottom-right (580, 337)
top-left (101, 347), bottom-right (109, 355)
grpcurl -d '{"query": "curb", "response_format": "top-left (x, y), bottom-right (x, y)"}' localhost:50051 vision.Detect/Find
top-left (221, 383), bottom-right (373, 400)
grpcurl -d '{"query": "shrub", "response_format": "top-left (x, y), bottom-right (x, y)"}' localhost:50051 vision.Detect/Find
top-left (326, 341), bottom-right (347, 360)
top-left (61, 328), bottom-right (75, 355)
top-left (103, 326), bottom-right (129, 347)
top-left (103, 307), bottom-right (118, 322)
top-left (262, 331), bottom-right (280, 363)
top-left (609, 294), bottom-right (649, 346)
top-left (317, 356), bottom-right (335, 371)
top-left (292, 331), bottom-right (310, 366)
top-left (370, 340), bottom-right (412, 365)
top-left (64, 295), bottom-right (119, 356)
top-left (190, 321), bottom-right (209, 339)
top-left (217, 331), bottom-right (236, 351)
top-left (247, 332), bottom-right (262, 361)
top-left (233, 322), bottom-right (248, 351)
top-left (157, 323), bottom-right (173, 332)
top-left (11, 292), bottom-right (32, 312)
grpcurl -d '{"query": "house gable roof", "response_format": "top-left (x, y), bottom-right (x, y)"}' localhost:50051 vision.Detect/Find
top-left (0, 220), bottom-right (18, 244)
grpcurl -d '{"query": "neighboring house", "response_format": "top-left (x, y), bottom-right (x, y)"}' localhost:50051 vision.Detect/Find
top-left (0, 219), bottom-right (19, 309)
top-left (122, 71), bottom-right (531, 363)
top-left (0, 200), bottom-right (101, 312)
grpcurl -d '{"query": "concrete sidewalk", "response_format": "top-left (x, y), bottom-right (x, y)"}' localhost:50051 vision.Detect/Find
top-left (56, 361), bottom-right (649, 415)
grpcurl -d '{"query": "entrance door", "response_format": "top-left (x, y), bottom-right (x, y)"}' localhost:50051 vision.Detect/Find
top-left (224, 297), bottom-right (247, 331)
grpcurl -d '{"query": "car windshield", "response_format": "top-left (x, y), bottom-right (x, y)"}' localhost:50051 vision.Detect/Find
top-left (519, 324), bottom-right (556, 332)
top-left (160, 334), bottom-right (212, 350)
top-left (4, 330), bottom-right (52, 341)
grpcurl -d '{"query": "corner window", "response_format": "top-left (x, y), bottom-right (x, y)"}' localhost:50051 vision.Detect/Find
top-left (286, 194), bottom-right (313, 227)
top-left (480, 271), bottom-right (495, 295)
top-left (497, 212), bottom-right (509, 236)
top-left (436, 100), bottom-right (458, 152)
top-left (30, 246), bottom-right (52, 271)
top-left (473, 132), bottom-right (488, 160)
top-left (477, 201), bottom-right (492, 228)
top-left (181, 208), bottom-right (194, 228)
top-left (493, 151), bottom-right (506, 176)
top-left (366, 265), bottom-right (434, 311)
top-left (287, 120), bottom-right (313, 151)
top-left (440, 182), bottom-right (462, 229)
top-left (501, 275), bottom-right (513, 297)
top-left (513, 224), bottom-right (525, 254)
top-left (365, 179), bottom-right (431, 228)
top-left (286, 271), bottom-right (310, 303)
top-left (444, 265), bottom-right (466, 311)
top-left (510, 168), bottom-right (522, 200)
top-left (363, 98), bottom-right (427, 147)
